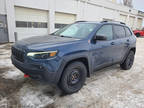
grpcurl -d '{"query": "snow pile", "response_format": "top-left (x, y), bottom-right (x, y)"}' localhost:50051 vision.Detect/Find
top-left (0, 95), bottom-right (8, 108)
top-left (0, 59), bottom-right (12, 67)
top-left (1, 70), bottom-right (24, 80)
top-left (18, 84), bottom-right (54, 108)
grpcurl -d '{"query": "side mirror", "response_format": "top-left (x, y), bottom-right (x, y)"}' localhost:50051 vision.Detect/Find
top-left (94, 35), bottom-right (107, 41)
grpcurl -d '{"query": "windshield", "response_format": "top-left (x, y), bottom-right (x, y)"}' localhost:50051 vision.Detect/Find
top-left (52, 23), bottom-right (98, 39)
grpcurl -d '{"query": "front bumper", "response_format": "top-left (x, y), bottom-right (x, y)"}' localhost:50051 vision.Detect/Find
top-left (11, 55), bottom-right (63, 84)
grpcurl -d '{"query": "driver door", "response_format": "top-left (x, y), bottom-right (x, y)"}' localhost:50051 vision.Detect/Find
top-left (91, 24), bottom-right (115, 72)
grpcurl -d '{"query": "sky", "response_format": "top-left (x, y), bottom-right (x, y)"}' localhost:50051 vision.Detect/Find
top-left (132, 0), bottom-right (144, 26)
top-left (133, 0), bottom-right (144, 11)
top-left (117, 0), bottom-right (144, 11)
top-left (117, 0), bottom-right (144, 26)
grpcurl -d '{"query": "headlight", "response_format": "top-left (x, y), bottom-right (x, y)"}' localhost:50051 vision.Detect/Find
top-left (27, 51), bottom-right (58, 59)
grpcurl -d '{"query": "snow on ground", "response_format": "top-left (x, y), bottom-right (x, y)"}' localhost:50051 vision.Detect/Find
top-left (0, 59), bottom-right (12, 67)
top-left (1, 70), bottom-right (24, 80)
top-left (0, 39), bottom-right (144, 108)
top-left (18, 84), bottom-right (54, 108)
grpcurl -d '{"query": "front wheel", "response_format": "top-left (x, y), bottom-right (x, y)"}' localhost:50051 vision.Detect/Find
top-left (59, 61), bottom-right (87, 94)
top-left (120, 51), bottom-right (135, 70)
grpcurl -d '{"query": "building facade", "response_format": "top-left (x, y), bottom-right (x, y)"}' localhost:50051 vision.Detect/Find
top-left (0, 0), bottom-right (144, 43)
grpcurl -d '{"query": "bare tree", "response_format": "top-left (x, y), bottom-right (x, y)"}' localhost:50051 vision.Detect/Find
top-left (123, 0), bottom-right (133, 7)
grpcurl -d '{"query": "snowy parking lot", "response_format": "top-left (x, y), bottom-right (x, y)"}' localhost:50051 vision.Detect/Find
top-left (0, 38), bottom-right (144, 108)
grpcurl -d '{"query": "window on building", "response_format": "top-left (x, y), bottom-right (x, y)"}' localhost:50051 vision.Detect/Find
top-left (55, 23), bottom-right (68, 29)
top-left (16, 21), bottom-right (47, 28)
top-left (113, 25), bottom-right (125, 39)
top-left (41, 23), bottom-right (47, 28)
top-left (27, 22), bottom-right (32, 27)
top-left (16, 21), bottom-right (27, 27)
top-left (0, 21), bottom-right (4, 28)
top-left (96, 25), bottom-right (113, 41)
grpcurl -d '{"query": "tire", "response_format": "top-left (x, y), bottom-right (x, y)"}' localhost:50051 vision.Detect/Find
top-left (136, 33), bottom-right (140, 37)
top-left (120, 51), bottom-right (135, 70)
top-left (59, 61), bottom-right (87, 94)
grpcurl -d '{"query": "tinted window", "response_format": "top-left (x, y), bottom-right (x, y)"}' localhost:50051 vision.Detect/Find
top-left (96, 25), bottom-right (113, 40)
top-left (113, 25), bottom-right (125, 39)
top-left (125, 27), bottom-right (132, 37)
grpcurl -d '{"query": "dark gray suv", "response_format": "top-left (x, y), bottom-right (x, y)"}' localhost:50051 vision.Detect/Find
top-left (11, 21), bottom-right (136, 94)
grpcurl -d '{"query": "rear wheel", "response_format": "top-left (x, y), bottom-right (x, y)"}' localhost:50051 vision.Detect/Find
top-left (120, 51), bottom-right (135, 70)
top-left (59, 61), bottom-right (87, 94)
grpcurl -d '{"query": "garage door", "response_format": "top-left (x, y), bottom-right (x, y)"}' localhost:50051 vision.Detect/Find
top-left (55, 12), bottom-right (76, 30)
top-left (137, 18), bottom-right (143, 29)
top-left (119, 14), bottom-right (127, 23)
top-left (15, 7), bottom-right (48, 40)
top-left (129, 16), bottom-right (135, 29)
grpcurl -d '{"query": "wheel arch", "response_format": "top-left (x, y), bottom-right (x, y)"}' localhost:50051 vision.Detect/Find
top-left (121, 47), bottom-right (136, 64)
top-left (63, 57), bottom-right (90, 78)
top-left (130, 47), bottom-right (136, 54)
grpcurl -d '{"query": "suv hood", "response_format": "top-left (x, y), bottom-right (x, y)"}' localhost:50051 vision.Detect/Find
top-left (15, 35), bottom-right (80, 49)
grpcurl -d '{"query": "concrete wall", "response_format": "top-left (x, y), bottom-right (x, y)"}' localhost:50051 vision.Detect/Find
top-left (1, 0), bottom-right (144, 42)
top-left (0, 0), bottom-right (6, 15)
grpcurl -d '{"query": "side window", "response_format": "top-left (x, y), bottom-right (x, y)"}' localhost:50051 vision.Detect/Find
top-left (96, 25), bottom-right (113, 40)
top-left (125, 27), bottom-right (132, 37)
top-left (113, 25), bottom-right (125, 39)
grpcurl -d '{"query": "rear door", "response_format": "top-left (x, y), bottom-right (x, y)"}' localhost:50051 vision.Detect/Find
top-left (124, 27), bottom-right (133, 51)
top-left (112, 25), bottom-right (127, 63)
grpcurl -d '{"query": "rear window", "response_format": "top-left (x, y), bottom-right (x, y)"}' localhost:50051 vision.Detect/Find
top-left (113, 25), bottom-right (125, 39)
top-left (125, 27), bottom-right (132, 37)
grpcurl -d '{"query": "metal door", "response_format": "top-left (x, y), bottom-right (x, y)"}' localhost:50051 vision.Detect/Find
top-left (0, 15), bottom-right (8, 43)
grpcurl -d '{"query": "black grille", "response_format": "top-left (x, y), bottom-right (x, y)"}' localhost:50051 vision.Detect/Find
top-left (12, 47), bottom-right (24, 62)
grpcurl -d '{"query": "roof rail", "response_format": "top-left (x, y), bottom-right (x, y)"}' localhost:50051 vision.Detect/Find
top-left (101, 20), bottom-right (126, 25)
top-left (75, 20), bottom-right (87, 23)
top-left (100, 20), bottom-right (108, 23)
top-left (120, 22), bottom-right (126, 25)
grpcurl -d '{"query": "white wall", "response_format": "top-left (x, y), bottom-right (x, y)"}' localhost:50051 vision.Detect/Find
top-left (14, 0), bottom-right (50, 10)
top-left (3, 0), bottom-right (144, 42)
top-left (13, 0), bottom-right (143, 25)
top-left (6, 0), bottom-right (16, 42)
top-left (55, 0), bottom-right (78, 14)
top-left (0, 0), bottom-right (6, 15)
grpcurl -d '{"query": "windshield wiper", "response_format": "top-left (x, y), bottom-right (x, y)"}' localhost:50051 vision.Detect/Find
top-left (60, 35), bottom-right (73, 38)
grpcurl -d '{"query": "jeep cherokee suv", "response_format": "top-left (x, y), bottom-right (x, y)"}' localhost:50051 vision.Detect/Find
top-left (11, 21), bottom-right (136, 94)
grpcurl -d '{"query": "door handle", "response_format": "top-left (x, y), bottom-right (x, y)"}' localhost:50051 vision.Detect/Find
top-left (125, 39), bottom-right (130, 46)
top-left (111, 42), bottom-right (115, 45)
top-left (127, 39), bottom-right (130, 42)
top-left (125, 43), bottom-right (130, 46)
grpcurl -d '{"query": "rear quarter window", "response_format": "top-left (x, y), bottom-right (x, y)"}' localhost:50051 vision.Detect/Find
top-left (113, 25), bottom-right (125, 39)
top-left (125, 27), bottom-right (132, 37)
